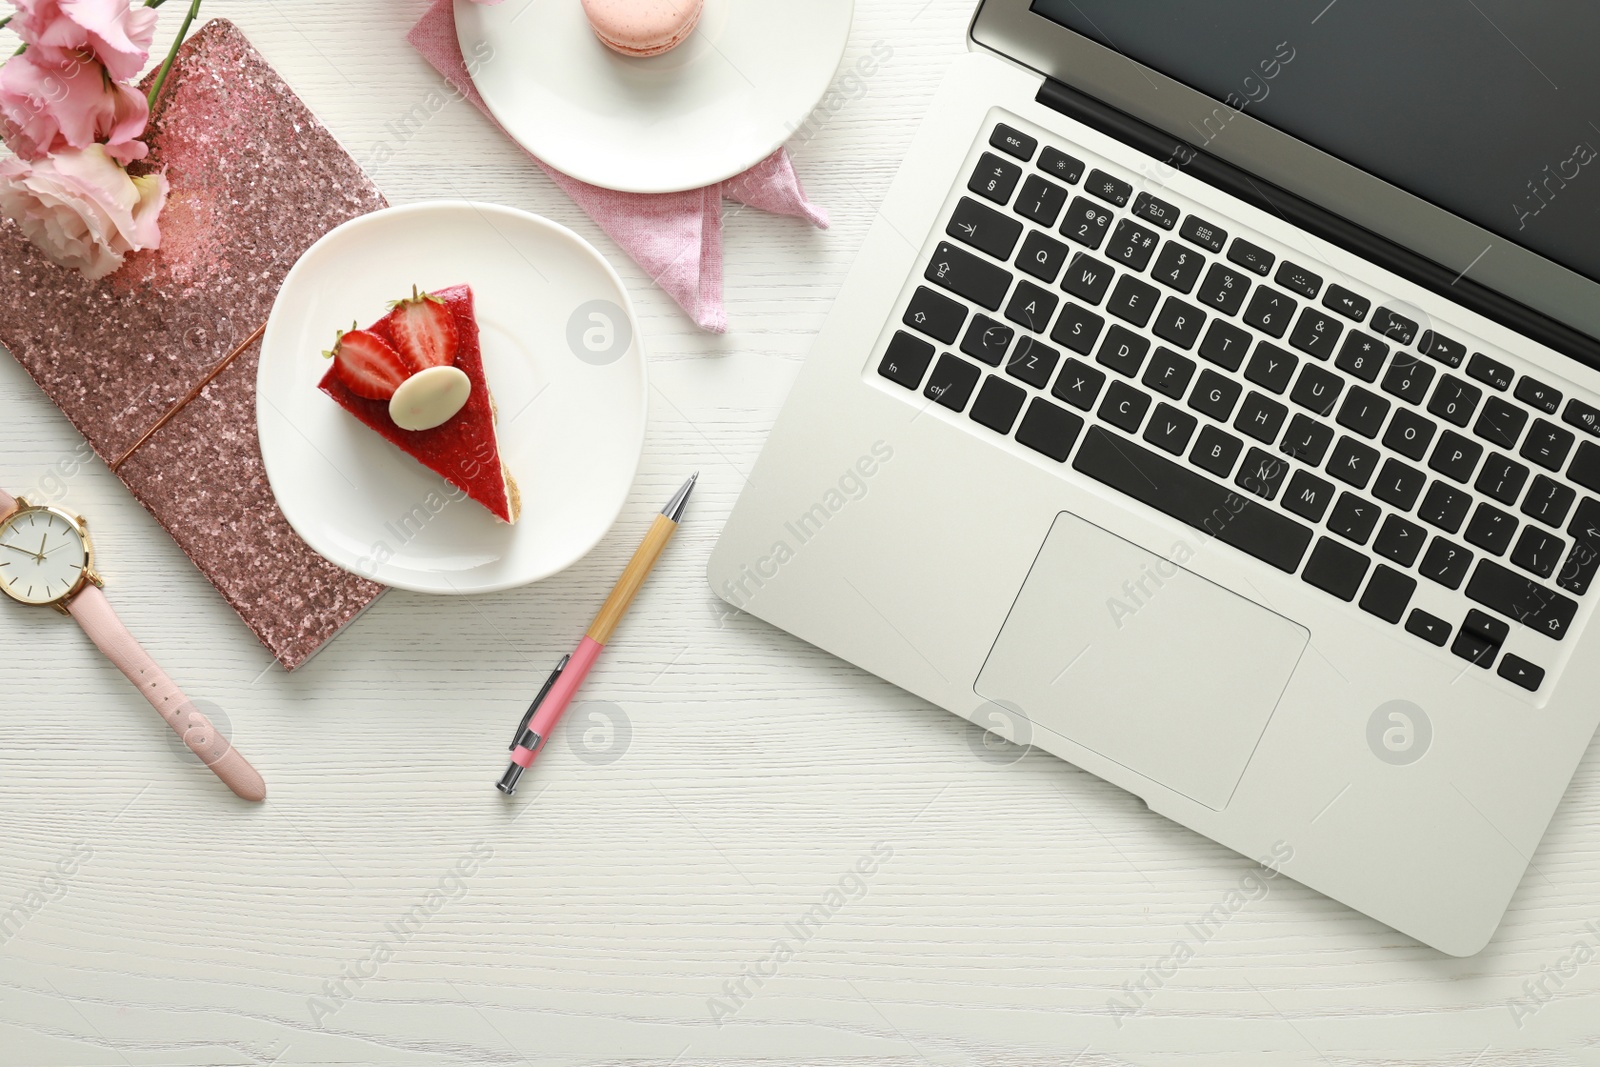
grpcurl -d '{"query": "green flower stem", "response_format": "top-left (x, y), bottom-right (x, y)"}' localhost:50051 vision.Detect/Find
top-left (144, 0), bottom-right (202, 110)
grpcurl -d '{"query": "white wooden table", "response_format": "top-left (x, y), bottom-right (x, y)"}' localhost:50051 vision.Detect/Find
top-left (3, 3), bottom-right (1598, 1064)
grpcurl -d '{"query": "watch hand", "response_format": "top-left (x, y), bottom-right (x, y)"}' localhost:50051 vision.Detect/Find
top-left (0, 543), bottom-right (35, 556)
top-left (36, 534), bottom-right (47, 563)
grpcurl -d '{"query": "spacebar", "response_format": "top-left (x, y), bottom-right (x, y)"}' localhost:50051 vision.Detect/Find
top-left (1072, 426), bottom-right (1313, 573)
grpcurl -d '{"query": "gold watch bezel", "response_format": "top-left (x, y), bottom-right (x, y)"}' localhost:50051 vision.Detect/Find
top-left (0, 496), bottom-right (101, 614)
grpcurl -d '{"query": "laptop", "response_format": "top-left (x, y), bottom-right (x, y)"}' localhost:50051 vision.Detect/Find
top-left (708, 0), bottom-right (1600, 956)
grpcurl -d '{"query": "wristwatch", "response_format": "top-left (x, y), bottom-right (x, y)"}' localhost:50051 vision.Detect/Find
top-left (0, 485), bottom-right (265, 801)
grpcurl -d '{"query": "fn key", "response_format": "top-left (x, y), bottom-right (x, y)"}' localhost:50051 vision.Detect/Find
top-left (878, 332), bottom-right (934, 389)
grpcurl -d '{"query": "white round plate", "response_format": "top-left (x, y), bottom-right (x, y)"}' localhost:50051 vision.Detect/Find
top-left (455, 0), bottom-right (854, 194)
top-left (257, 201), bottom-right (647, 595)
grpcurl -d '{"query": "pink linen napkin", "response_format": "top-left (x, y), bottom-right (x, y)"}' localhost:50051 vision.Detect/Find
top-left (408, 0), bottom-right (829, 333)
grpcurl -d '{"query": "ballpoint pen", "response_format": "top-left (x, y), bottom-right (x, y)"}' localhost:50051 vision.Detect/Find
top-left (496, 473), bottom-right (698, 794)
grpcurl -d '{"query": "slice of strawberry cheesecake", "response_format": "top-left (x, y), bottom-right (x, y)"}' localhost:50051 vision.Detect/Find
top-left (319, 284), bottom-right (520, 523)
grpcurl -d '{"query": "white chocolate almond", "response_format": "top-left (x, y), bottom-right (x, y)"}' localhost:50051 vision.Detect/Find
top-left (389, 365), bottom-right (471, 431)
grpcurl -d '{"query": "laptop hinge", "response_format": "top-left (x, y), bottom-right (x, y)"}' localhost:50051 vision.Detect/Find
top-left (1036, 77), bottom-right (1600, 372)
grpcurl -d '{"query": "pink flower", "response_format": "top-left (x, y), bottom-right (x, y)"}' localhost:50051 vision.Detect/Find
top-left (8, 0), bottom-right (158, 82)
top-left (0, 143), bottom-right (168, 279)
top-left (0, 49), bottom-right (149, 163)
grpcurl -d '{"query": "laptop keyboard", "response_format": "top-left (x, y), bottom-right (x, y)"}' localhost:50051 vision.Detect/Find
top-left (873, 117), bottom-right (1600, 694)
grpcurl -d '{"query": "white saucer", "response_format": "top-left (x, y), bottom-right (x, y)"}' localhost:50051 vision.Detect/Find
top-left (454, 0), bottom-right (854, 194)
top-left (257, 201), bottom-right (648, 595)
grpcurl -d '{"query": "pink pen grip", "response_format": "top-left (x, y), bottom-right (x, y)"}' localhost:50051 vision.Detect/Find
top-left (512, 635), bottom-right (605, 767)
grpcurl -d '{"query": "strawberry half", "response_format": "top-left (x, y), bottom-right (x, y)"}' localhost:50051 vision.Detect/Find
top-left (388, 286), bottom-right (459, 369)
top-left (327, 327), bottom-right (415, 400)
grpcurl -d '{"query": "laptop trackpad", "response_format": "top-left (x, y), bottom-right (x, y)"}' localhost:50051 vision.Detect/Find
top-left (975, 512), bottom-right (1309, 810)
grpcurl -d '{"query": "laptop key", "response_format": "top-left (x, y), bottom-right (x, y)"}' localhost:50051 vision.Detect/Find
top-left (1382, 354), bottom-right (1435, 405)
top-left (1227, 238), bottom-right (1274, 276)
top-left (1420, 538), bottom-right (1474, 589)
top-left (960, 315), bottom-right (1014, 367)
top-left (1521, 419), bottom-right (1575, 471)
top-left (1236, 447), bottom-right (1289, 500)
top-left (1085, 169), bottom-right (1132, 207)
top-left (1563, 397), bottom-right (1600, 437)
top-left (1015, 396), bottom-right (1085, 462)
top-left (1179, 215), bottom-right (1227, 253)
top-left (1335, 331), bottom-right (1389, 382)
top-left (1274, 261), bottom-right (1323, 299)
top-left (1467, 352), bottom-right (1513, 391)
top-left (1073, 426), bottom-right (1312, 572)
top-left (1106, 219), bottom-right (1160, 271)
top-left (1060, 197), bottom-right (1114, 249)
top-left (1099, 381), bottom-right (1151, 433)
top-left (1419, 481), bottom-right (1472, 533)
top-left (903, 288), bottom-right (966, 346)
top-left (1371, 307), bottom-right (1418, 346)
top-left (1384, 407), bottom-right (1437, 461)
top-left (1143, 403), bottom-right (1199, 455)
top-left (1558, 497), bottom-right (1600, 594)
top-left (1015, 174), bottom-right (1069, 228)
top-left (970, 376), bottom-right (1028, 434)
top-left (1151, 243), bottom-right (1204, 294)
top-left (1004, 336), bottom-right (1061, 390)
top-left (1288, 307), bottom-right (1343, 360)
top-left (1373, 458), bottom-right (1426, 511)
top-left (1511, 526), bottom-right (1565, 580)
top-left (1050, 303), bottom-right (1104, 355)
top-left (1038, 146), bottom-right (1085, 184)
top-left (1199, 320), bottom-right (1252, 370)
top-left (1521, 474), bottom-right (1576, 527)
top-left (948, 197), bottom-right (1023, 259)
top-left (969, 152), bottom-right (1023, 205)
top-left (1196, 263), bottom-right (1251, 316)
top-left (1573, 441), bottom-right (1600, 493)
top-left (1336, 386), bottom-right (1390, 438)
top-left (1303, 537), bottom-right (1370, 601)
top-left (1405, 609), bottom-right (1451, 646)
top-left (1452, 610), bottom-right (1504, 668)
top-left (1107, 275), bottom-right (1160, 327)
top-left (1191, 425), bottom-right (1245, 478)
top-left (1143, 347), bottom-right (1197, 400)
top-left (1328, 492), bottom-right (1382, 544)
top-left (1322, 284), bottom-right (1371, 322)
top-left (1152, 297), bottom-right (1206, 350)
top-left (1290, 363), bottom-right (1343, 415)
top-left (1465, 503), bottom-right (1517, 556)
top-left (1017, 230), bottom-right (1071, 283)
top-left (1418, 330), bottom-right (1467, 368)
top-left (1062, 252), bottom-right (1114, 304)
top-left (1515, 376), bottom-right (1562, 415)
top-left (925, 353), bottom-right (981, 410)
top-left (878, 332), bottom-right (934, 390)
top-left (1498, 654), bottom-right (1545, 692)
top-left (1235, 391), bottom-right (1288, 444)
top-left (1132, 192), bottom-right (1181, 231)
top-left (1428, 376), bottom-right (1482, 427)
top-left (1328, 436), bottom-right (1380, 488)
top-left (1376, 515), bottom-right (1427, 567)
top-left (1245, 341), bottom-right (1298, 394)
top-left (1284, 470), bottom-right (1337, 522)
top-left (1467, 559), bottom-right (1578, 639)
top-left (1360, 565), bottom-right (1417, 624)
top-left (1428, 431), bottom-right (1483, 484)
top-left (1474, 395), bottom-right (1528, 450)
top-left (989, 123), bottom-right (1037, 161)
top-left (1004, 281), bottom-right (1059, 335)
top-left (1095, 325), bottom-right (1150, 377)
top-left (1280, 414), bottom-right (1334, 465)
top-left (926, 242), bottom-right (1012, 310)
top-left (1051, 357), bottom-right (1106, 411)
top-left (1476, 453), bottom-right (1530, 505)
top-left (1190, 369), bottom-right (1243, 421)
top-left (1243, 286), bottom-right (1295, 338)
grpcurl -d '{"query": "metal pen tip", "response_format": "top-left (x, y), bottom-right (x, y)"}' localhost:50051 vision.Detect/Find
top-left (662, 472), bottom-right (698, 523)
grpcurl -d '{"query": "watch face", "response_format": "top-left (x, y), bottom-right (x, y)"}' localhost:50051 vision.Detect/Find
top-left (0, 508), bottom-right (88, 605)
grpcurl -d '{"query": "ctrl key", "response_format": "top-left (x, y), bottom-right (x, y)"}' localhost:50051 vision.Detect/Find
top-left (878, 331), bottom-right (934, 390)
top-left (1498, 653), bottom-right (1545, 692)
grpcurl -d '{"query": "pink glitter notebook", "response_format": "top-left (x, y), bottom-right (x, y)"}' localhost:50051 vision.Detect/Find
top-left (0, 20), bottom-right (388, 670)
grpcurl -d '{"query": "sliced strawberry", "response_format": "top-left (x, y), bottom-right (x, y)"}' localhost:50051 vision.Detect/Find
top-left (328, 328), bottom-right (412, 400)
top-left (388, 286), bottom-right (459, 369)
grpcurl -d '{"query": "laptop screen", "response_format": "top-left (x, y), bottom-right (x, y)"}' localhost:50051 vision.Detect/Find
top-left (1028, 0), bottom-right (1600, 286)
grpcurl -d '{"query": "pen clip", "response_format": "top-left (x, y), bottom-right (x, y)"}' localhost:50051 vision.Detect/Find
top-left (510, 654), bottom-right (570, 750)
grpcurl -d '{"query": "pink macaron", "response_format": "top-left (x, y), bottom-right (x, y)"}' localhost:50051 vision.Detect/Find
top-left (580, 0), bottom-right (704, 58)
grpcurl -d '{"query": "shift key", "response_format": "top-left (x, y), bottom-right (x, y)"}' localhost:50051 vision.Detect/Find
top-left (926, 241), bottom-right (1012, 311)
top-left (1073, 425), bottom-right (1313, 572)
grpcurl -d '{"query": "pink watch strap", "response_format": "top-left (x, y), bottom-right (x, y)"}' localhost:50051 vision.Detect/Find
top-left (0, 486), bottom-right (17, 520)
top-left (66, 585), bottom-right (266, 802)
